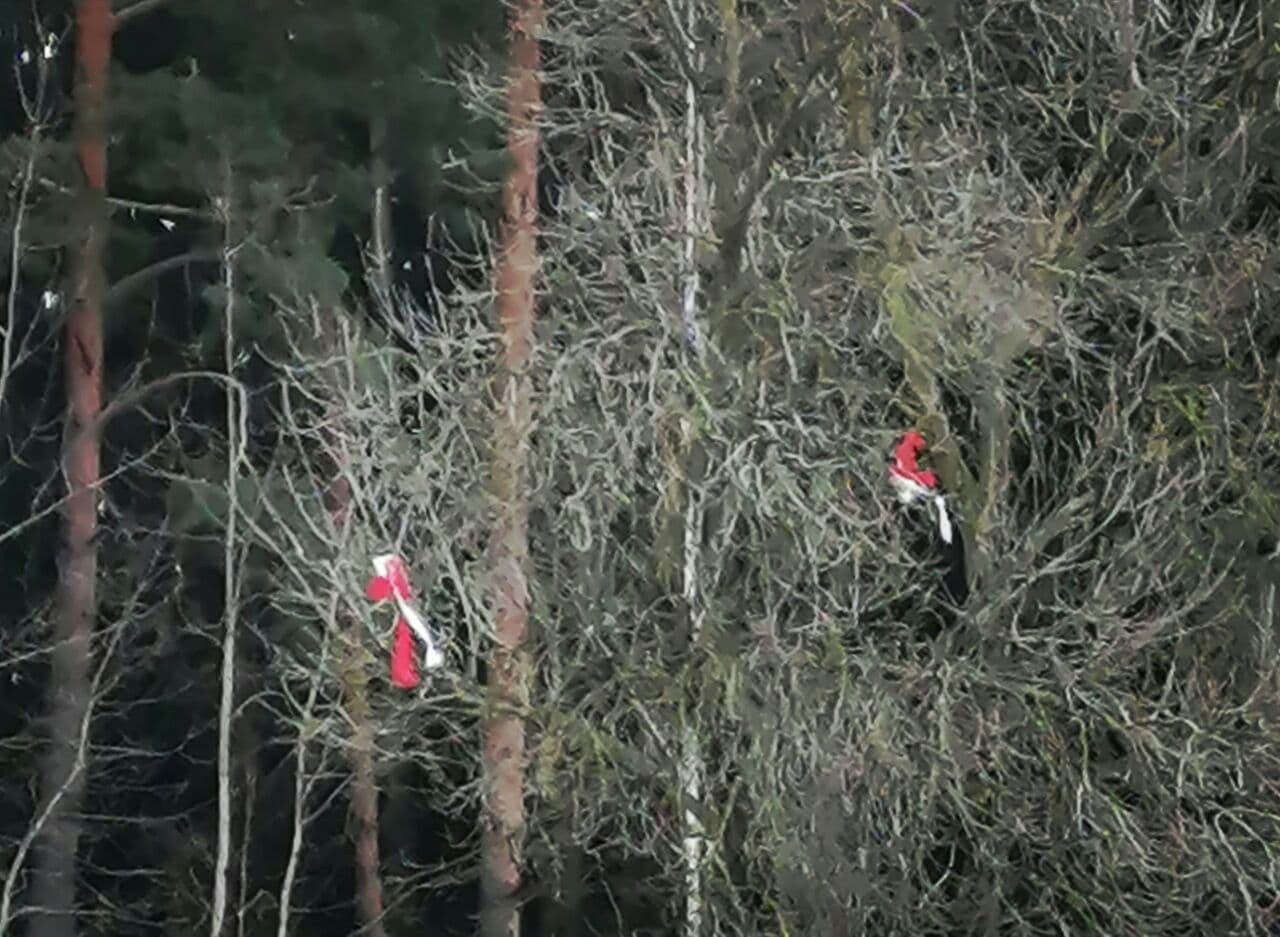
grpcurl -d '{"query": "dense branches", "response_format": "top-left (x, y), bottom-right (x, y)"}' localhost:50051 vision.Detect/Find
top-left (455, 0), bottom-right (1280, 933)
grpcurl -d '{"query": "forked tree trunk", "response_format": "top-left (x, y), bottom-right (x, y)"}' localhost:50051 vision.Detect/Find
top-left (29, 3), bottom-right (112, 936)
top-left (481, 0), bottom-right (541, 933)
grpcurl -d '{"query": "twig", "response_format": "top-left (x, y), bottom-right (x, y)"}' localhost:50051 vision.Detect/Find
top-left (103, 249), bottom-right (221, 309)
top-left (112, 0), bottom-right (172, 25)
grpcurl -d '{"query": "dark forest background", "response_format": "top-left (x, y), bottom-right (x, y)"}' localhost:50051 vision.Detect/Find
top-left (1, 1), bottom-right (1280, 936)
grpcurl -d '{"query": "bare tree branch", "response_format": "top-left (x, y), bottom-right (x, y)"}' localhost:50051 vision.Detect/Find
top-left (112, 0), bottom-right (173, 26)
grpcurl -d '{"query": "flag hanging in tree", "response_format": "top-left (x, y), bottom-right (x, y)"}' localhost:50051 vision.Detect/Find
top-left (365, 554), bottom-right (445, 689)
top-left (888, 430), bottom-right (953, 544)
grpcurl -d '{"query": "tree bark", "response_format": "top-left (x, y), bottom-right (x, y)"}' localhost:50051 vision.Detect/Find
top-left (29, 3), bottom-right (112, 936)
top-left (327, 473), bottom-right (389, 937)
top-left (369, 115), bottom-right (394, 303)
top-left (209, 157), bottom-right (241, 937)
top-left (677, 4), bottom-right (706, 934)
top-left (481, 0), bottom-right (541, 934)
top-left (344, 662), bottom-right (388, 937)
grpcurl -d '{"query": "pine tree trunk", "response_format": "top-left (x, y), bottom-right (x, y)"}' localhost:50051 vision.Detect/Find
top-left (29, 3), bottom-right (112, 936)
top-left (481, 0), bottom-right (541, 933)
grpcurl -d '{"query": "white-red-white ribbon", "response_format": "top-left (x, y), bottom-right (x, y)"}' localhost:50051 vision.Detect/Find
top-left (365, 554), bottom-right (444, 689)
top-left (888, 430), bottom-right (953, 544)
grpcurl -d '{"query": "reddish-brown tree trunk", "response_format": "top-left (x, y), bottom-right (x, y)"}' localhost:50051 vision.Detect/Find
top-left (481, 1), bottom-right (541, 935)
top-left (327, 473), bottom-right (388, 937)
top-left (29, 3), bottom-right (112, 937)
top-left (345, 683), bottom-right (387, 937)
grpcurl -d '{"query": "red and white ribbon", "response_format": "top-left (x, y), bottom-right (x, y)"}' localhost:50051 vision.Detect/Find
top-left (888, 430), bottom-right (953, 544)
top-left (365, 553), bottom-right (445, 689)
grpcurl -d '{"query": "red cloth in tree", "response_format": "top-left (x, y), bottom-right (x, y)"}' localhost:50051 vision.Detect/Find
top-left (365, 575), bottom-right (393, 602)
top-left (365, 554), bottom-right (443, 689)
top-left (890, 429), bottom-right (939, 492)
top-left (888, 429), bottom-right (953, 544)
top-left (388, 617), bottom-right (420, 689)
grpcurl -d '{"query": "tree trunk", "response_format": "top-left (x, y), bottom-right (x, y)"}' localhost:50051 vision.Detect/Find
top-left (344, 660), bottom-right (388, 937)
top-left (369, 115), bottom-right (394, 303)
top-left (209, 157), bottom-right (241, 937)
top-left (677, 3), bottom-right (707, 933)
top-left (327, 473), bottom-right (389, 937)
top-left (29, 5), bottom-right (112, 937)
top-left (481, 0), bottom-right (541, 933)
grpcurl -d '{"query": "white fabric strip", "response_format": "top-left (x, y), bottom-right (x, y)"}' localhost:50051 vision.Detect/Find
top-left (392, 597), bottom-right (445, 670)
top-left (934, 496), bottom-right (953, 544)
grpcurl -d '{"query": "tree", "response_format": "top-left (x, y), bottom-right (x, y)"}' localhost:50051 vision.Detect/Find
top-left (465, 0), bottom-right (1280, 932)
top-left (481, 0), bottom-right (542, 933)
top-left (97, 2), bottom-right (503, 928)
top-left (27, 3), bottom-right (113, 935)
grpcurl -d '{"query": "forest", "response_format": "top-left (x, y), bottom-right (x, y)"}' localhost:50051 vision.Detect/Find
top-left (1, 0), bottom-right (1279, 935)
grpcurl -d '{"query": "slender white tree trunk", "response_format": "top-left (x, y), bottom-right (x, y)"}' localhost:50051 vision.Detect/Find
top-left (369, 115), bottom-right (394, 304)
top-left (211, 159), bottom-right (243, 937)
top-left (676, 0), bottom-right (706, 932)
top-left (679, 16), bottom-right (703, 359)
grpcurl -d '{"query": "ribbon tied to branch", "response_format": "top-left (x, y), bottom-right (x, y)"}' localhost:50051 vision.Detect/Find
top-left (888, 429), bottom-right (953, 544)
top-left (365, 553), bottom-right (445, 690)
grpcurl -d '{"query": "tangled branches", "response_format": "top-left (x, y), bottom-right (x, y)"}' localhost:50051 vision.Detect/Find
top-left (245, 0), bottom-right (1280, 933)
